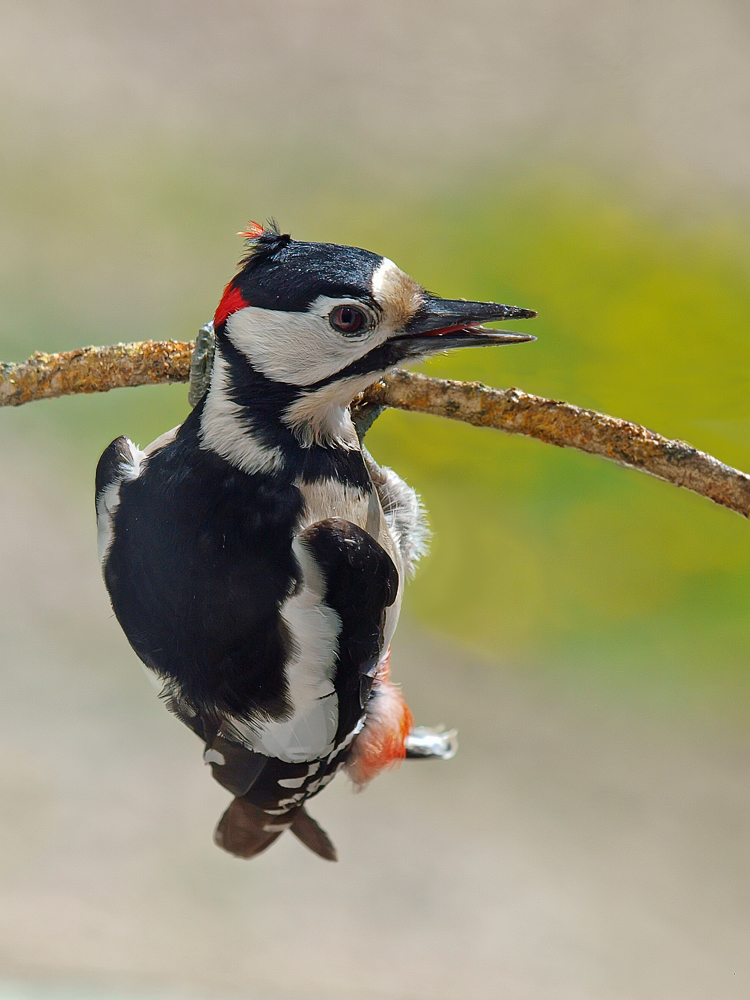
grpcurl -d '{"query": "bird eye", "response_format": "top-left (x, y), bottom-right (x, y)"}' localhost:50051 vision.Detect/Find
top-left (330, 305), bottom-right (368, 336)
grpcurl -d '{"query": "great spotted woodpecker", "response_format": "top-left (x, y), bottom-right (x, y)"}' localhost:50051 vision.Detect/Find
top-left (96, 223), bottom-right (535, 861)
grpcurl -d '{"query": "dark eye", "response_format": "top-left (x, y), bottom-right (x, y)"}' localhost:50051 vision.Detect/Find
top-left (330, 305), bottom-right (367, 335)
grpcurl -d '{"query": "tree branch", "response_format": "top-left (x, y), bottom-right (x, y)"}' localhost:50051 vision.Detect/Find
top-left (3, 340), bottom-right (749, 518)
top-left (359, 371), bottom-right (750, 517)
top-left (0, 341), bottom-right (193, 405)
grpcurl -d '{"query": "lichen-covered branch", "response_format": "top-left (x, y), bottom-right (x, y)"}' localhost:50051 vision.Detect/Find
top-left (358, 371), bottom-right (750, 517)
top-left (3, 340), bottom-right (750, 518)
top-left (0, 341), bottom-right (193, 406)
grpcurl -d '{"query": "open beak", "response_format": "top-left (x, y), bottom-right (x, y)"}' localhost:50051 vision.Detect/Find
top-left (394, 295), bottom-right (536, 356)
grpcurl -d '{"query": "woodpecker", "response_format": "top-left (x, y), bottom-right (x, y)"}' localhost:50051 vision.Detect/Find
top-left (96, 223), bottom-right (535, 861)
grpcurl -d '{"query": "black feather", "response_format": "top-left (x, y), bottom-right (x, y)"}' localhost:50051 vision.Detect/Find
top-left (300, 518), bottom-right (398, 743)
top-left (103, 407), bottom-right (302, 720)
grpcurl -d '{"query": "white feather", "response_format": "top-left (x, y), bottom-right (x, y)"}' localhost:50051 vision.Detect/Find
top-left (224, 263), bottom-right (423, 388)
top-left (199, 351), bottom-right (285, 475)
top-left (96, 438), bottom-right (147, 565)
top-left (295, 477), bottom-right (371, 532)
top-left (225, 297), bottom-right (388, 386)
top-left (364, 454), bottom-right (431, 577)
top-left (282, 374), bottom-right (379, 448)
top-left (229, 536), bottom-right (342, 763)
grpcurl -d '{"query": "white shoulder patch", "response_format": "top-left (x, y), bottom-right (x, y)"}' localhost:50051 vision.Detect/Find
top-left (295, 477), bottom-right (371, 533)
top-left (143, 424), bottom-right (180, 456)
top-left (96, 438), bottom-right (147, 565)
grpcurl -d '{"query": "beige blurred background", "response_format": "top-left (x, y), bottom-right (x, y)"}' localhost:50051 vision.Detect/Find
top-left (3, 2), bottom-right (750, 999)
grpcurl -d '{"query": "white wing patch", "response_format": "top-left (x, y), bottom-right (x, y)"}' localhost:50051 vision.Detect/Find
top-left (295, 477), bottom-right (371, 533)
top-left (229, 535), bottom-right (342, 763)
top-left (143, 424), bottom-right (180, 456)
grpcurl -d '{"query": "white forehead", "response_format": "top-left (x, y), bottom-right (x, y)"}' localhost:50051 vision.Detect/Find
top-left (371, 258), bottom-right (424, 326)
top-left (372, 257), bottom-right (398, 300)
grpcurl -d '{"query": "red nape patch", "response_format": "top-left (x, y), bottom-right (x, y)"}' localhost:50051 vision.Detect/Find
top-left (214, 283), bottom-right (248, 328)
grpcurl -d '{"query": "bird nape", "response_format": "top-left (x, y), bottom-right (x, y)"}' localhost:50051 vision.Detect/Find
top-left (95, 221), bottom-right (536, 861)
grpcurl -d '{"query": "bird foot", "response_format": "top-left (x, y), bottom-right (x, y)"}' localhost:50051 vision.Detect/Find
top-left (405, 726), bottom-right (458, 760)
top-left (188, 321), bottom-right (215, 407)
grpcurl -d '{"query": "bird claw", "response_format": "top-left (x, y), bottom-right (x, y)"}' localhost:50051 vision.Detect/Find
top-left (188, 321), bottom-right (216, 407)
top-left (405, 726), bottom-right (458, 760)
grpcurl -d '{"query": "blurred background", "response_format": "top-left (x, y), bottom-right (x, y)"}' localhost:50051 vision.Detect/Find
top-left (2, 1), bottom-right (750, 998)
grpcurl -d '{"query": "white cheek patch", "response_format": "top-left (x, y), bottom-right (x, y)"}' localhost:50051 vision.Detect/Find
top-left (225, 299), bottom-right (388, 386)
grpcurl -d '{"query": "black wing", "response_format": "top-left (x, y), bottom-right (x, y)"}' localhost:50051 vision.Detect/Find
top-left (202, 517), bottom-right (398, 798)
top-left (300, 517), bottom-right (398, 745)
top-left (100, 417), bottom-right (303, 722)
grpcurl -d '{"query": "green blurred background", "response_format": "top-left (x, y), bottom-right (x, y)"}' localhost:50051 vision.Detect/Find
top-left (7, 148), bottom-right (750, 716)
top-left (3, 3), bottom-right (750, 999)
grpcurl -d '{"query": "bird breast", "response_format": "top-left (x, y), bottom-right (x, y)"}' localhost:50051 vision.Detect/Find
top-left (295, 475), bottom-right (405, 589)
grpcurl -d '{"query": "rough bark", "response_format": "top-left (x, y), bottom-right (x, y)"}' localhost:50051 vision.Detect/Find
top-left (0, 341), bottom-right (193, 405)
top-left (2, 340), bottom-right (749, 518)
top-left (358, 371), bottom-right (750, 517)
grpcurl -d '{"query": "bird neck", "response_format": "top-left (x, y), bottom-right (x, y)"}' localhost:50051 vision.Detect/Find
top-left (198, 337), bottom-right (371, 488)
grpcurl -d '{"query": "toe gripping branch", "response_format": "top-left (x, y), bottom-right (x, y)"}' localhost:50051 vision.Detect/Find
top-left (188, 321), bottom-right (216, 407)
top-left (405, 726), bottom-right (458, 760)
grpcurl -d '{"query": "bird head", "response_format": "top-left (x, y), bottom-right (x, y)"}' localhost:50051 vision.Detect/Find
top-left (213, 222), bottom-right (535, 386)
top-left (202, 223), bottom-right (535, 461)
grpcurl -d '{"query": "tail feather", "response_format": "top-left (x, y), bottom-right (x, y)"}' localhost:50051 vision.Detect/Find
top-left (405, 726), bottom-right (458, 760)
top-left (291, 807), bottom-right (338, 862)
top-left (214, 797), bottom-right (292, 859)
top-left (214, 798), bottom-right (338, 862)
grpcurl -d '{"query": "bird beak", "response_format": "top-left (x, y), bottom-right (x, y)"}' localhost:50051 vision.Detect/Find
top-left (394, 295), bottom-right (536, 355)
